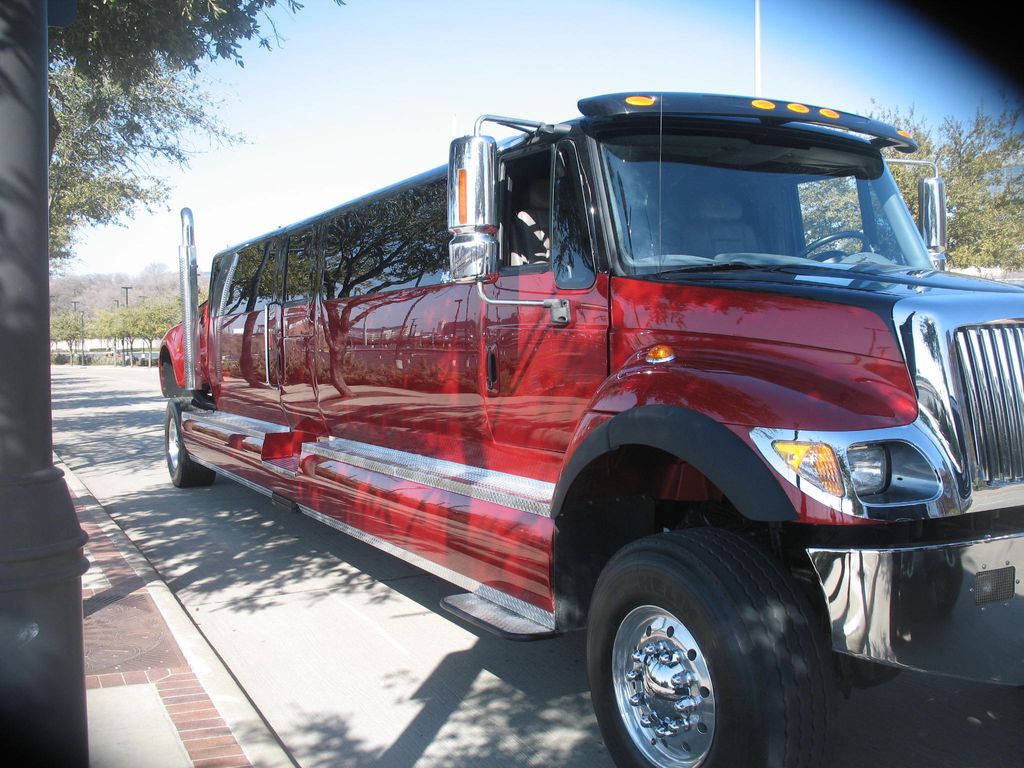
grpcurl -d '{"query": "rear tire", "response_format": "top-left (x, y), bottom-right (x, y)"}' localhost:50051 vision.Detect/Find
top-left (165, 403), bottom-right (215, 488)
top-left (587, 527), bottom-right (835, 768)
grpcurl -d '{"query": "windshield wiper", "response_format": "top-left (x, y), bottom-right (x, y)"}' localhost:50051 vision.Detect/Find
top-left (653, 262), bottom-right (792, 277)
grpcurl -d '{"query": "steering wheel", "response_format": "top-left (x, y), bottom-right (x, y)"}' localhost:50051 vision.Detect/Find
top-left (800, 230), bottom-right (870, 260)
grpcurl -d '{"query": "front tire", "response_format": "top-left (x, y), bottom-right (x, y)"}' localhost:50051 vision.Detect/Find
top-left (587, 528), bottom-right (835, 768)
top-left (165, 403), bottom-right (215, 488)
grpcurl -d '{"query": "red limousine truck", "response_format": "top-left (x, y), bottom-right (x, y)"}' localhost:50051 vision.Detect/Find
top-left (160, 93), bottom-right (1024, 768)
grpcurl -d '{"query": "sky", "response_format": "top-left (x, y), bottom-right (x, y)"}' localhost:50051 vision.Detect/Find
top-left (65, 0), bottom-right (1019, 277)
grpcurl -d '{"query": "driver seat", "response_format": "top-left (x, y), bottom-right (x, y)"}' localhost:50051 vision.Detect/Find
top-left (684, 192), bottom-right (759, 257)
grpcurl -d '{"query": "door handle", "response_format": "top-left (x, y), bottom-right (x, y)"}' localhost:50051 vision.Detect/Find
top-left (486, 346), bottom-right (499, 392)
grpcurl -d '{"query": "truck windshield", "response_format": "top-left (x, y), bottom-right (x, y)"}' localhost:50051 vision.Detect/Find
top-left (599, 126), bottom-right (933, 275)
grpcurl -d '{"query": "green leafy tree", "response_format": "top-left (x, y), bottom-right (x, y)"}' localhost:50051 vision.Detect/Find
top-left (51, 312), bottom-right (82, 361)
top-left (135, 300), bottom-right (181, 366)
top-left (48, 62), bottom-right (238, 263)
top-left (47, 1), bottom-right (345, 266)
top-left (874, 101), bottom-right (1024, 270)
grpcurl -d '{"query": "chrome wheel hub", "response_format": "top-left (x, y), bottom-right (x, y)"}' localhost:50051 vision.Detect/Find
top-left (612, 606), bottom-right (716, 767)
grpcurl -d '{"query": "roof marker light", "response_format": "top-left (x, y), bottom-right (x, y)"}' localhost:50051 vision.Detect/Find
top-left (819, 108), bottom-right (840, 119)
top-left (645, 344), bottom-right (676, 364)
top-left (625, 95), bottom-right (656, 107)
top-left (787, 103), bottom-right (810, 114)
top-left (751, 99), bottom-right (776, 110)
top-left (898, 129), bottom-right (914, 138)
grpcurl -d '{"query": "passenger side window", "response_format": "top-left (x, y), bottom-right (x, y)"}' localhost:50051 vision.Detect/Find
top-left (208, 254), bottom-right (233, 316)
top-left (501, 149), bottom-right (552, 269)
top-left (322, 180), bottom-right (451, 299)
top-left (551, 142), bottom-right (596, 288)
top-left (222, 243), bottom-right (272, 315)
top-left (284, 227), bottom-right (317, 304)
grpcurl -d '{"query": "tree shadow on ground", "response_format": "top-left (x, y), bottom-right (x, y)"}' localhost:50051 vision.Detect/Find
top-left (50, 368), bottom-right (1024, 768)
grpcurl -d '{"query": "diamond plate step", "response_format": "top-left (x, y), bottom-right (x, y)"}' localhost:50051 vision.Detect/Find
top-left (263, 456), bottom-right (300, 478)
top-left (440, 592), bottom-right (560, 641)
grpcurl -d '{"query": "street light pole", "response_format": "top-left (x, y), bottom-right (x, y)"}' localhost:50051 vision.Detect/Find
top-left (71, 300), bottom-right (80, 364)
top-left (0, 1), bottom-right (89, 764)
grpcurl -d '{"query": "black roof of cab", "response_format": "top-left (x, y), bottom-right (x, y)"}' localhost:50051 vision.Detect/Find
top-left (577, 92), bottom-right (918, 154)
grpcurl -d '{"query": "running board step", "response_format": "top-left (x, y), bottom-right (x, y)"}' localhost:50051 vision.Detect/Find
top-left (440, 593), bottom-right (560, 641)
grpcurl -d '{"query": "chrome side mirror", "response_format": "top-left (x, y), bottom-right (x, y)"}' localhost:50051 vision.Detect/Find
top-left (447, 135), bottom-right (498, 282)
top-left (918, 177), bottom-right (947, 270)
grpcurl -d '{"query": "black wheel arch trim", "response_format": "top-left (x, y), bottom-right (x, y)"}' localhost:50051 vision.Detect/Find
top-left (552, 405), bottom-right (797, 523)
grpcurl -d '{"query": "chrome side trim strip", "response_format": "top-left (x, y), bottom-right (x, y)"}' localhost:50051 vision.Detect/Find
top-left (191, 456), bottom-right (273, 498)
top-left (182, 410), bottom-right (290, 440)
top-left (296, 504), bottom-right (557, 630)
top-left (304, 437), bottom-right (555, 517)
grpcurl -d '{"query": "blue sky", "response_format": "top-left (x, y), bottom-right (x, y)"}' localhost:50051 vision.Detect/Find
top-left (66, 0), bottom-right (1017, 276)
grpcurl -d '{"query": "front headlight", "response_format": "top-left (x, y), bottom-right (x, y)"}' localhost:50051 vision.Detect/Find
top-left (752, 426), bottom-right (948, 519)
top-left (847, 444), bottom-right (889, 496)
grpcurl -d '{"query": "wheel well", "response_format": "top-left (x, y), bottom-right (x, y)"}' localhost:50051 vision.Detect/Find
top-left (159, 347), bottom-right (184, 397)
top-left (553, 444), bottom-right (769, 628)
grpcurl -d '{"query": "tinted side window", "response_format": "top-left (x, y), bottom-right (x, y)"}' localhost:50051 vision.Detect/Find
top-left (284, 228), bottom-right (317, 304)
top-left (222, 243), bottom-right (270, 314)
top-left (552, 142), bottom-right (596, 289)
top-left (209, 253), bottom-right (232, 316)
top-left (322, 180), bottom-right (450, 299)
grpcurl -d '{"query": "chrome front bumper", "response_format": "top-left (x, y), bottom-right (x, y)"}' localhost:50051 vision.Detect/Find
top-left (808, 531), bottom-right (1024, 685)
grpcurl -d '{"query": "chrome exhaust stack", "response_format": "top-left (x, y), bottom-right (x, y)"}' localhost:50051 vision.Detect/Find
top-left (178, 208), bottom-right (199, 391)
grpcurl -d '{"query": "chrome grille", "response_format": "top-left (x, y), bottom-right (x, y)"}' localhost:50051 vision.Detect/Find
top-left (954, 323), bottom-right (1024, 484)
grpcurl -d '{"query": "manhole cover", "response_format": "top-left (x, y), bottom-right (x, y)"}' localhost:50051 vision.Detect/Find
top-left (83, 592), bottom-right (186, 674)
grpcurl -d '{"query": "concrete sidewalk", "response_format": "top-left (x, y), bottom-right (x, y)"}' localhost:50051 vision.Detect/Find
top-left (63, 458), bottom-right (294, 768)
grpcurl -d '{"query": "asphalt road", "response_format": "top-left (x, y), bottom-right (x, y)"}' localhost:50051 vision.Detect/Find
top-left (51, 365), bottom-right (1024, 768)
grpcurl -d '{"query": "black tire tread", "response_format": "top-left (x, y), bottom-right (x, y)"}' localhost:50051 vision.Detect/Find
top-left (589, 527), bottom-right (835, 768)
top-left (165, 405), bottom-right (216, 488)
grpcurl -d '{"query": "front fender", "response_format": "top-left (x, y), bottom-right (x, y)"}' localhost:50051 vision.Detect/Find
top-left (552, 404), bottom-right (797, 522)
top-left (160, 323), bottom-right (187, 396)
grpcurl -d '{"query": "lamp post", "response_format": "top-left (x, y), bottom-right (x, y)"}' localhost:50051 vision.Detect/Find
top-left (0, 1), bottom-right (89, 764)
top-left (71, 300), bottom-right (80, 364)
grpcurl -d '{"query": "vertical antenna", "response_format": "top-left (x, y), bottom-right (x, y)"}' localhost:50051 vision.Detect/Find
top-left (754, 0), bottom-right (762, 96)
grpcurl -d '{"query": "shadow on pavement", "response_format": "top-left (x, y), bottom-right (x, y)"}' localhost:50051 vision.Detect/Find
top-left (51, 367), bottom-right (1024, 768)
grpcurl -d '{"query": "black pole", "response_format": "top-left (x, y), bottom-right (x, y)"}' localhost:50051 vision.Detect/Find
top-left (0, 1), bottom-right (89, 765)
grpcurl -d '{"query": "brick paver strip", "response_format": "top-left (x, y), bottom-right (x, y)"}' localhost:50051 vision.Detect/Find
top-left (72, 487), bottom-right (254, 767)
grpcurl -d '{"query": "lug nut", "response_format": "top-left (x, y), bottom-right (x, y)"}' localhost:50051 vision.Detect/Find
top-left (629, 693), bottom-right (645, 707)
top-left (626, 669), bottom-right (641, 682)
top-left (674, 696), bottom-right (698, 713)
top-left (640, 715), bottom-right (655, 728)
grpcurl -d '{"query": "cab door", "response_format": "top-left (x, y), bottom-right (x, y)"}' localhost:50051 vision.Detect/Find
top-left (482, 140), bottom-right (609, 478)
top-left (276, 226), bottom-right (326, 434)
top-left (213, 241), bottom-right (287, 425)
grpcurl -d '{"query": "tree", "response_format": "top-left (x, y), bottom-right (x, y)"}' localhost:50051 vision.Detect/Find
top-left (874, 101), bottom-right (1024, 270)
top-left (47, 1), bottom-right (345, 266)
top-left (50, 1), bottom-right (344, 91)
top-left (48, 61), bottom-right (238, 263)
top-left (51, 312), bottom-right (81, 361)
top-left (135, 300), bottom-right (181, 366)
